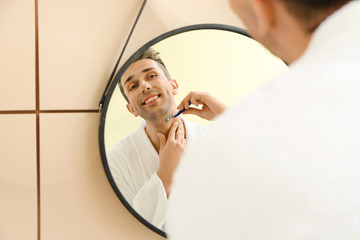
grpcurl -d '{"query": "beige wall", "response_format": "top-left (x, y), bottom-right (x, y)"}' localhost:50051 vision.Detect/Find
top-left (0, 0), bottom-right (245, 239)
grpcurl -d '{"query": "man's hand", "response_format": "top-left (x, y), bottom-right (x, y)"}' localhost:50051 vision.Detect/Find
top-left (177, 91), bottom-right (227, 120)
top-left (157, 121), bottom-right (187, 197)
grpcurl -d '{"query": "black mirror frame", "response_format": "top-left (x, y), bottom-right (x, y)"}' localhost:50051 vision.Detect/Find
top-left (98, 23), bottom-right (251, 238)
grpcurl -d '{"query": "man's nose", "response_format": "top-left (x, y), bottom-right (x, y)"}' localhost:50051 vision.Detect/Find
top-left (140, 80), bottom-right (151, 93)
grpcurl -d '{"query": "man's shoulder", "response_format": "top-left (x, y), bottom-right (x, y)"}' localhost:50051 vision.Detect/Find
top-left (183, 118), bottom-right (203, 128)
top-left (107, 125), bottom-right (146, 155)
top-left (183, 118), bottom-right (205, 132)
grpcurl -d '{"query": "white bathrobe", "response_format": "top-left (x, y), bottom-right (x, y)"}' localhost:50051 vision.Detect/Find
top-left (168, 1), bottom-right (360, 240)
top-left (107, 118), bottom-right (203, 230)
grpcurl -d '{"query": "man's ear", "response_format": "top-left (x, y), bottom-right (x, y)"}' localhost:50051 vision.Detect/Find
top-left (170, 79), bottom-right (179, 95)
top-left (251, 0), bottom-right (275, 37)
top-left (126, 104), bottom-right (139, 117)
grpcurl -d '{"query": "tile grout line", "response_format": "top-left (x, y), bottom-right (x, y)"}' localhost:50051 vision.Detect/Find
top-left (0, 1), bottom-right (103, 238)
top-left (0, 110), bottom-right (99, 114)
top-left (36, 114), bottom-right (40, 240)
top-left (0, 111), bottom-right (36, 114)
top-left (34, 0), bottom-right (40, 239)
top-left (33, 1), bottom-right (100, 239)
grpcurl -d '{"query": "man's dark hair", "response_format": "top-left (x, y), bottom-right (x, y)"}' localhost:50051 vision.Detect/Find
top-left (280, 0), bottom-right (351, 32)
top-left (119, 48), bottom-right (171, 103)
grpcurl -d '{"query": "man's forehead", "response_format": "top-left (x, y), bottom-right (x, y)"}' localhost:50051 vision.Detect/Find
top-left (121, 59), bottom-right (160, 85)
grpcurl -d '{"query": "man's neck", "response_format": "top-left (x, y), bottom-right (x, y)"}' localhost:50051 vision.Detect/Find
top-left (144, 116), bottom-right (186, 153)
top-left (274, 27), bottom-right (313, 65)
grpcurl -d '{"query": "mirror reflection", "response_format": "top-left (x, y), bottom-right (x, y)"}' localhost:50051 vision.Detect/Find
top-left (103, 28), bottom-right (287, 233)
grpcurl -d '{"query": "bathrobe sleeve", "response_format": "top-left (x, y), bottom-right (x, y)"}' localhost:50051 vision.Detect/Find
top-left (106, 127), bottom-right (168, 230)
top-left (132, 173), bottom-right (168, 228)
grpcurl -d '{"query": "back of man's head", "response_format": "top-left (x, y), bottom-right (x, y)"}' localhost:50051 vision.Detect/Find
top-left (279, 0), bottom-right (351, 32)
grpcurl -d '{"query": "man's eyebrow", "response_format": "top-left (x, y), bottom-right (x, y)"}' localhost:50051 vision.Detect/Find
top-left (124, 75), bottom-right (134, 86)
top-left (123, 67), bottom-right (155, 86)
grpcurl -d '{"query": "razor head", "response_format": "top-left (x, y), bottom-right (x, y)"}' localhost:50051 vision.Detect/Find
top-left (165, 101), bottom-right (190, 122)
top-left (166, 114), bottom-right (174, 122)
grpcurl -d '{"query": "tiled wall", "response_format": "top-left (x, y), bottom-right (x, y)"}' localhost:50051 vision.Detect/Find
top-left (0, 0), bottom-right (243, 239)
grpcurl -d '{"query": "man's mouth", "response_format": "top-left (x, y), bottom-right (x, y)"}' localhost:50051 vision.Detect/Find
top-left (142, 94), bottom-right (160, 105)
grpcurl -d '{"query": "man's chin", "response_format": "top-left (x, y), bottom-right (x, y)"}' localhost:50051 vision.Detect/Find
top-left (139, 109), bottom-right (171, 122)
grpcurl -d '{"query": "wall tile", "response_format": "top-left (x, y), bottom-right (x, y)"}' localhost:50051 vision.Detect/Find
top-left (118, 0), bottom-right (245, 69)
top-left (0, 114), bottom-right (37, 240)
top-left (94, 0), bottom-right (247, 80)
top-left (40, 113), bottom-right (163, 240)
top-left (0, 0), bottom-right (35, 110)
top-left (38, 0), bottom-right (245, 111)
top-left (38, 0), bottom-right (142, 110)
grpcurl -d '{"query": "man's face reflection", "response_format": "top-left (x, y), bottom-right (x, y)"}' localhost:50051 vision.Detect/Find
top-left (121, 59), bottom-right (178, 121)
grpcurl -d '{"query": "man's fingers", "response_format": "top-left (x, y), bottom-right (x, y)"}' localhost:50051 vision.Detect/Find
top-left (175, 121), bottom-right (184, 140)
top-left (158, 133), bottom-right (166, 150)
top-left (178, 99), bottom-right (191, 110)
top-left (177, 102), bottom-right (184, 110)
top-left (168, 122), bottom-right (179, 139)
top-left (183, 108), bottom-right (203, 117)
top-left (178, 92), bottom-right (202, 110)
top-left (178, 99), bottom-right (202, 110)
top-left (183, 138), bottom-right (187, 148)
top-left (177, 93), bottom-right (191, 110)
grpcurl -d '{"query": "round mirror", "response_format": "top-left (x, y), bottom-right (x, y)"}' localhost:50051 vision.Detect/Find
top-left (99, 24), bottom-right (288, 237)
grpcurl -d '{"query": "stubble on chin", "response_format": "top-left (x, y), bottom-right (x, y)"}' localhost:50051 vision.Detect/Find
top-left (138, 102), bottom-right (173, 122)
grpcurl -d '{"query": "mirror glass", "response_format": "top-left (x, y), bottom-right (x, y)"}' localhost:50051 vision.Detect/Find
top-left (100, 25), bottom-right (288, 237)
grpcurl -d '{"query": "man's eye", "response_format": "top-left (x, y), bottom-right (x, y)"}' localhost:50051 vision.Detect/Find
top-left (129, 84), bottom-right (137, 91)
top-left (148, 74), bottom-right (157, 79)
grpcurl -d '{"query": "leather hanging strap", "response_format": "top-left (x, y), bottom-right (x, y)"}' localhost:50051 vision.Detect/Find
top-left (99, 0), bottom-right (148, 109)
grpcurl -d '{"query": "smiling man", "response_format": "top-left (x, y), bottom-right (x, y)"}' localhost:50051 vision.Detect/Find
top-left (106, 48), bottom-right (204, 230)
